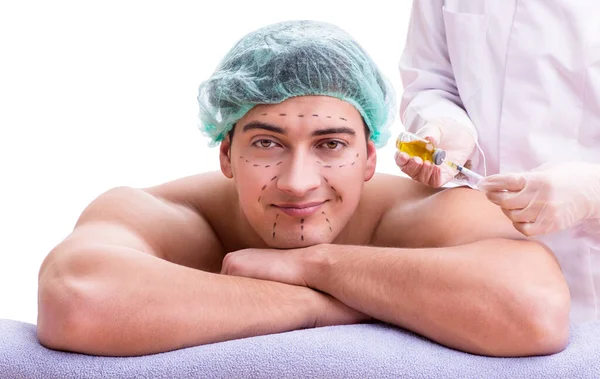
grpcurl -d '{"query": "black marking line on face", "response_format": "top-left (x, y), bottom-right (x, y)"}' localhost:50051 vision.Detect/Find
top-left (279, 113), bottom-right (287, 116)
top-left (276, 213), bottom-right (280, 219)
top-left (320, 151), bottom-right (358, 169)
top-left (301, 218), bottom-right (305, 224)
top-left (340, 117), bottom-right (347, 121)
top-left (316, 161), bottom-right (322, 165)
top-left (258, 196), bottom-right (261, 203)
top-left (261, 113), bottom-right (268, 116)
top-left (325, 181), bottom-right (342, 203)
top-left (261, 184), bottom-right (267, 190)
top-left (271, 175), bottom-right (277, 181)
top-left (273, 215), bottom-right (278, 239)
top-left (322, 211), bottom-right (333, 233)
top-left (326, 115), bottom-right (332, 118)
top-left (276, 161), bottom-right (283, 165)
top-left (300, 218), bottom-right (305, 241)
top-left (240, 157), bottom-right (281, 169)
top-left (323, 165), bottom-right (332, 168)
top-left (298, 114), bottom-right (305, 117)
top-left (312, 114), bottom-right (319, 117)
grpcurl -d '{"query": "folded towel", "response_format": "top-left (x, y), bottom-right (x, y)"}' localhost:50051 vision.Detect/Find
top-left (1, 318), bottom-right (599, 378)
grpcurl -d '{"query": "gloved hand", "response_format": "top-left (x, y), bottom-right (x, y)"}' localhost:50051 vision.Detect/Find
top-left (395, 117), bottom-right (476, 187)
top-left (478, 162), bottom-right (600, 236)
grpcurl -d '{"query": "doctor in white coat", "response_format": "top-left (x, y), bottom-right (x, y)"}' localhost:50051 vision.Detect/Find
top-left (397, 0), bottom-right (600, 323)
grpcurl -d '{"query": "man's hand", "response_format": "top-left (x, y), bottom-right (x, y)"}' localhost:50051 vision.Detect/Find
top-left (479, 162), bottom-right (600, 236)
top-left (221, 246), bottom-right (371, 327)
top-left (221, 247), bottom-right (310, 287)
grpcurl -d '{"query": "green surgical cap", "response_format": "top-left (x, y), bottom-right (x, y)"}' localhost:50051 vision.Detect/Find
top-left (197, 20), bottom-right (395, 148)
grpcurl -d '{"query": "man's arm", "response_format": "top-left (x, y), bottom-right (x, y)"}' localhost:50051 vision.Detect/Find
top-left (37, 174), bottom-right (365, 356)
top-left (302, 186), bottom-right (570, 357)
top-left (222, 180), bottom-right (570, 357)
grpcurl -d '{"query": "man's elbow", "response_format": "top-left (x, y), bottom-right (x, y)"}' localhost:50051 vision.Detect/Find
top-left (496, 239), bottom-right (571, 356)
top-left (37, 272), bottom-right (101, 354)
top-left (36, 248), bottom-right (107, 355)
top-left (520, 284), bottom-right (571, 356)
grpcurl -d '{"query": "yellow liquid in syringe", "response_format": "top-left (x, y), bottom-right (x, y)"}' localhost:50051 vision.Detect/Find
top-left (396, 139), bottom-right (437, 163)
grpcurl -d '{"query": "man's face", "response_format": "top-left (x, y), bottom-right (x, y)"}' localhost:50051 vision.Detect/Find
top-left (220, 96), bottom-right (377, 248)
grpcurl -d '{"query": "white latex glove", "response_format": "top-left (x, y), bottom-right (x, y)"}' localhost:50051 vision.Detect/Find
top-left (395, 117), bottom-right (476, 187)
top-left (478, 162), bottom-right (600, 237)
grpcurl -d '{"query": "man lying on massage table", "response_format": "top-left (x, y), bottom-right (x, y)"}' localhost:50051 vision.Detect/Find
top-left (37, 20), bottom-right (569, 358)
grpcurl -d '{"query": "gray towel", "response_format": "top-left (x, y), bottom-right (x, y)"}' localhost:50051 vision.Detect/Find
top-left (1, 318), bottom-right (599, 378)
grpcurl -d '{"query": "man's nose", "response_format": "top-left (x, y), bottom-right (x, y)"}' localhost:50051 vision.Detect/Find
top-left (276, 152), bottom-right (321, 197)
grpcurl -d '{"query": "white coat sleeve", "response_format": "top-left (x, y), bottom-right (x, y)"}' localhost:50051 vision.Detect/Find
top-left (399, 0), bottom-right (477, 136)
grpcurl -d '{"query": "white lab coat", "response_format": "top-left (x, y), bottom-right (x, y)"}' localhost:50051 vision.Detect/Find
top-left (400, 0), bottom-right (600, 322)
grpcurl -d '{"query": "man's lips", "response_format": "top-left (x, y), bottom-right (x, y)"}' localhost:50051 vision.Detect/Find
top-left (272, 201), bottom-right (327, 217)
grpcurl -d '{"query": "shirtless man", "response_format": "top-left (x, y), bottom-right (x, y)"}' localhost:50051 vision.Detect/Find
top-left (36, 20), bottom-right (570, 358)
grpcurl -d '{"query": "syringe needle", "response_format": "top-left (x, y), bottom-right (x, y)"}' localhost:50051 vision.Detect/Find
top-left (445, 160), bottom-right (485, 182)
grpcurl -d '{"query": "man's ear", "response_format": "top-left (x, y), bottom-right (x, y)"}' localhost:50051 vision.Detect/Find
top-left (219, 135), bottom-right (233, 178)
top-left (364, 140), bottom-right (377, 182)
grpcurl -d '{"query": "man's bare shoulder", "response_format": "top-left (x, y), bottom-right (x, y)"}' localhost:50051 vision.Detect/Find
top-left (51, 171), bottom-right (237, 273)
top-left (340, 173), bottom-right (438, 245)
top-left (142, 170), bottom-right (246, 252)
top-left (144, 170), bottom-right (236, 216)
top-left (358, 173), bottom-right (441, 221)
top-left (367, 174), bottom-right (522, 248)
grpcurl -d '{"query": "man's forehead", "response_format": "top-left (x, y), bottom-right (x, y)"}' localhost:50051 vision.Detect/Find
top-left (237, 96), bottom-right (363, 134)
top-left (250, 96), bottom-right (361, 118)
top-left (240, 120), bottom-right (357, 137)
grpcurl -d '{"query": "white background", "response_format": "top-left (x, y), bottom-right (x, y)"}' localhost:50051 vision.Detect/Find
top-left (0, 0), bottom-right (413, 324)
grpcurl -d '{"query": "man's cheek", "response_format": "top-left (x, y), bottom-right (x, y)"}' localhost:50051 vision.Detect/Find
top-left (316, 151), bottom-right (360, 169)
top-left (318, 151), bottom-right (363, 204)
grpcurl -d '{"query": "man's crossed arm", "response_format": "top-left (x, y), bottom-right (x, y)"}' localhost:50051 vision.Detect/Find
top-left (37, 176), bottom-right (570, 357)
top-left (221, 187), bottom-right (570, 357)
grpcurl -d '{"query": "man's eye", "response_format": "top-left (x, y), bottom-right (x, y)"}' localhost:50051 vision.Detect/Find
top-left (253, 139), bottom-right (276, 148)
top-left (320, 140), bottom-right (345, 150)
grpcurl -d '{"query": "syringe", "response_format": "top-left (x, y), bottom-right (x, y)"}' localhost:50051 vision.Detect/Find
top-left (395, 131), bottom-right (485, 182)
top-left (444, 160), bottom-right (485, 182)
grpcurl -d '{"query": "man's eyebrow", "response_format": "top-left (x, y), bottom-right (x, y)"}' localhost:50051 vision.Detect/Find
top-left (311, 127), bottom-right (356, 137)
top-left (242, 121), bottom-right (287, 135)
